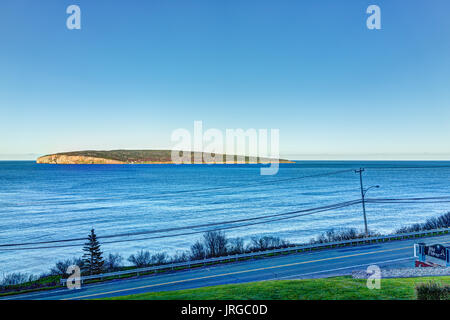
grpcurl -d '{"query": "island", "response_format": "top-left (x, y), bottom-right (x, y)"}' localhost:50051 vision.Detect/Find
top-left (36, 150), bottom-right (295, 164)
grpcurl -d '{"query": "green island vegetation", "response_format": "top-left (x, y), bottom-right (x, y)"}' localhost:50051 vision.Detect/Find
top-left (103, 276), bottom-right (450, 300)
top-left (36, 149), bottom-right (294, 164)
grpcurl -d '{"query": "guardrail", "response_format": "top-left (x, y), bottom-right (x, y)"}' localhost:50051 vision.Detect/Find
top-left (60, 227), bottom-right (450, 285)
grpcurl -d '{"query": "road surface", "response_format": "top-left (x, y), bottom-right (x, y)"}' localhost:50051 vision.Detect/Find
top-left (2, 234), bottom-right (449, 300)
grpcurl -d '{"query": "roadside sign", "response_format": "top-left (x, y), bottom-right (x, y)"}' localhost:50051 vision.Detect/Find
top-left (415, 243), bottom-right (450, 267)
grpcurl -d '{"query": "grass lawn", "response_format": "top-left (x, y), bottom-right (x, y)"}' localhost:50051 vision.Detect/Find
top-left (103, 276), bottom-right (450, 300)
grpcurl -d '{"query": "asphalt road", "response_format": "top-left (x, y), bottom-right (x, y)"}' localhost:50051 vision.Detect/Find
top-left (3, 234), bottom-right (449, 300)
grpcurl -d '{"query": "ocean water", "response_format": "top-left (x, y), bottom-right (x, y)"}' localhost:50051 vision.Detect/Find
top-left (1, 161), bottom-right (450, 276)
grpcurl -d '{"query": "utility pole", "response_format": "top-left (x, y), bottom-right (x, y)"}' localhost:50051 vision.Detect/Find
top-left (355, 168), bottom-right (368, 237)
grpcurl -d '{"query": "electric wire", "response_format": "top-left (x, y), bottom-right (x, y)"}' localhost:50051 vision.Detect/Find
top-left (3, 195), bottom-right (450, 251)
top-left (0, 200), bottom-right (361, 251)
top-left (0, 199), bottom-right (361, 248)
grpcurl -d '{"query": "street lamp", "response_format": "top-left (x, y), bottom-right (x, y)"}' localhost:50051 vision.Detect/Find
top-left (363, 185), bottom-right (380, 197)
top-left (355, 168), bottom-right (380, 237)
top-left (360, 184), bottom-right (380, 236)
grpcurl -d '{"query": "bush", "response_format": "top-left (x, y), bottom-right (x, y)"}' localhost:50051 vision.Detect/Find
top-left (151, 252), bottom-right (168, 265)
top-left (248, 236), bottom-right (289, 251)
top-left (309, 228), bottom-right (378, 244)
top-left (203, 231), bottom-right (228, 257)
top-left (104, 253), bottom-right (123, 271)
top-left (190, 233), bottom-right (291, 259)
top-left (0, 273), bottom-right (37, 287)
top-left (128, 250), bottom-right (152, 267)
top-left (190, 241), bottom-right (206, 260)
top-left (397, 212), bottom-right (450, 233)
top-left (228, 238), bottom-right (245, 254)
top-left (416, 281), bottom-right (450, 300)
top-left (171, 251), bottom-right (189, 263)
top-left (50, 257), bottom-right (84, 278)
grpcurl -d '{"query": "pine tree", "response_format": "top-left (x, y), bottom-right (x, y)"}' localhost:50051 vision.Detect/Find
top-left (82, 228), bottom-right (104, 275)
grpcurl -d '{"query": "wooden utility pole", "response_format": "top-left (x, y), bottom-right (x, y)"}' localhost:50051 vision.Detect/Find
top-left (355, 168), bottom-right (368, 236)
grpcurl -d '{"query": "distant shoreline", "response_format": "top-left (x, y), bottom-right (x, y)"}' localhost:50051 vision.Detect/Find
top-left (36, 150), bottom-right (294, 165)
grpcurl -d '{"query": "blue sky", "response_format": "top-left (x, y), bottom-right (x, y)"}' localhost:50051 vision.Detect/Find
top-left (1, 0), bottom-right (449, 160)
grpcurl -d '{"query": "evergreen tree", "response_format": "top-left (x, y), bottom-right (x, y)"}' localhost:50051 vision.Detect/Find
top-left (82, 228), bottom-right (104, 275)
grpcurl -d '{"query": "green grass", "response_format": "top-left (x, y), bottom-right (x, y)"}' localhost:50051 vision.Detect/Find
top-left (103, 276), bottom-right (450, 300)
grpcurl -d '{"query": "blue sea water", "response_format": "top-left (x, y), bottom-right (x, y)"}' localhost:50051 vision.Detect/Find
top-left (1, 161), bottom-right (450, 275)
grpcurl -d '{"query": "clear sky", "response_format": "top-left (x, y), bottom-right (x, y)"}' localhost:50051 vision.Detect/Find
top-left (1, 0), bottom-right (449, 160)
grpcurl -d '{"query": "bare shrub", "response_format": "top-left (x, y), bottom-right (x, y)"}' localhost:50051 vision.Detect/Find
top-left (151, 252), bottom-right (168, 265)
top-left (104, 253), bottom-right (123, 271)
top-left (310, 228), bottom-right (378, 244)
top-left (203, 231), bottom-right (228, 257)
top-left (128, 250), bottom-right (152, 267)
top-left (50, 257), bottom-right (84, 278)
top-left (0, 273), bottom-right (37, 287)
top-left (249, 236), bottom-right (289, 251)
top-left (397, 212), bottom-right (450, 233)
top-left (190, 241), bottom-right (206, 260)
top-left (228, 238), bottom-right (245, 254)
top-left (171, 251), bottom-right (189, 263)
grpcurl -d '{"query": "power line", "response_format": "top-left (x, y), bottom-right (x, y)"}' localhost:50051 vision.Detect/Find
top-left (0, 201), bottom-right (359, 251)
top-left (129, 169), bottom-right (356, 199)
top-left (0, 170), bottom-right (357, 251)
top-left (366, 195), bottom-right (450, 204)
top-left (2, 195), bottom-right (450, 252)
top-left (0, 199), bottom-right (361, 247)
top-left (8, 168), bottom-right (356, 207)
top-left (363, 165), bottom-right (450, 170)
top-left (0, 199), bottom-right (361, 250)
top-left (366, 195), bottom-right (450, 201)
